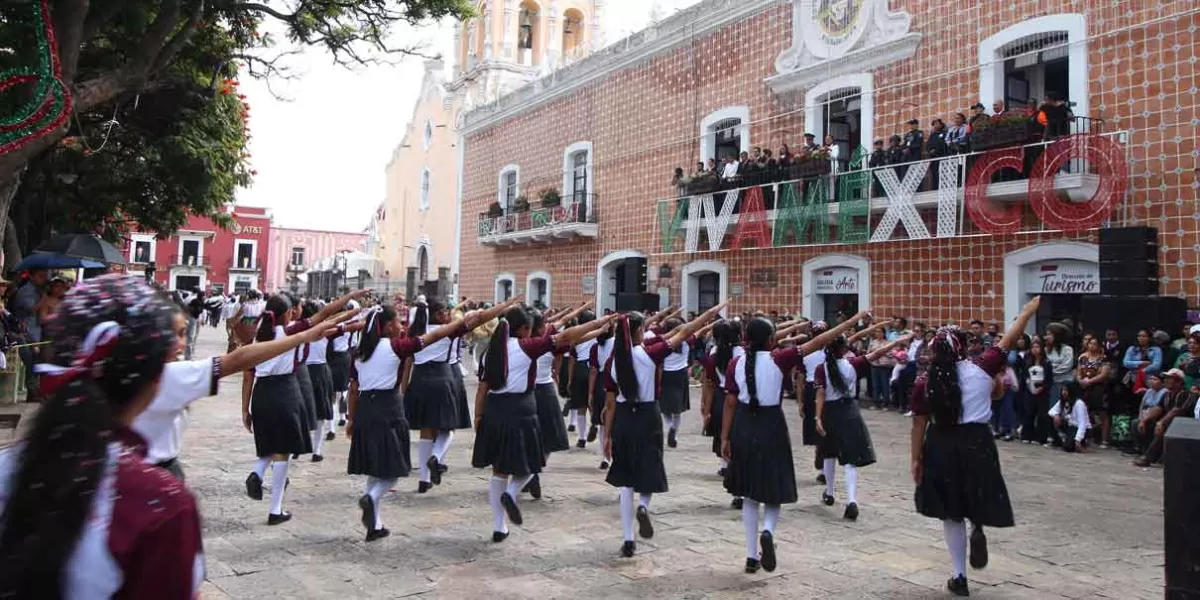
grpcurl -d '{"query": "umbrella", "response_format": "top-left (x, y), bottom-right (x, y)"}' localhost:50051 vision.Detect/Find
top-left (13, 253), bottom-right (106, 272)
top-left (34, 233), bottom-right (127, 265)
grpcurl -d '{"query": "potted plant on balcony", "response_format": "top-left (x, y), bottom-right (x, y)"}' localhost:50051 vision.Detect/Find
top-left (971, 107), bottom-right (1040, 151)
top-left (513, 195), bottom-right (530, 212)
top-left (487, 201), bottom-right (503, 217)
top-left (539, 188), bottom-right (562, 208)
top-left (791, 147), bottom-right (832, 178)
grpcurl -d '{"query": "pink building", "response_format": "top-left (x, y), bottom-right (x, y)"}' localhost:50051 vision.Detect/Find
top-left (267, 227), bottom-right (367, 291)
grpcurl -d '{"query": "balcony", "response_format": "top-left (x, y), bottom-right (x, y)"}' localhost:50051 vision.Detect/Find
top-left (477, 194), bottom-right (598, 246)
top-left (228, 258), bottom-right (263, 272)
top-left (170, 254), bottom-right (210, 268)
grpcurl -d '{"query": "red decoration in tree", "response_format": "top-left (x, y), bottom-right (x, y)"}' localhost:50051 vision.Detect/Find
top-left (964, 148), bottom-right (1024, 234)
top-left (731, 186), bottom-right (771, 250)
top-left (1029, 134), bottom-right (1126, 231)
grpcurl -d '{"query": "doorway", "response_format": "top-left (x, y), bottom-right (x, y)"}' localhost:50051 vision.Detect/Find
top-left (596, 251), bottom-right (646, 314)
top-left (1035, 294), bottom-right (1084, 338)
top-left (819, 293), bottom-right (859, 325)
top-left (822, 90), bottom-right (861, 172)
top-left (174, 275), bottom-right (201, 292)
top-left (1001, 31), bottom-right (1069, 109)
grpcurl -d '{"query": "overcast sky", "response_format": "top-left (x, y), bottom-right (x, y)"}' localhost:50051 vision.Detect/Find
top-left (236, 0), bottom-right (699, 233)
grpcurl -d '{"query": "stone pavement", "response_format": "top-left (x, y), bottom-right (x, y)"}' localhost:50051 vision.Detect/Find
top-left (184, 328), bottom-right (1164, 599)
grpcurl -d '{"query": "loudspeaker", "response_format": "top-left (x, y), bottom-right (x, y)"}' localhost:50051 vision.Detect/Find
top-left (642, 293), bottom-right (661, 312)
top-left (1100, 243), bottom-right (1158, 263)
top-left (1082, 295), bottom-right (1186, 342)
top-left (622, 257), bottom-right (647, 294)
top-left (1099, 259), bottom-right (1159, 281)
top-left (1165, 418), bottom-right (1200, 598)
top-left (1099, 226), bottom-right (1157, 246)
top-left (615, 292), bottom-right (644, 313)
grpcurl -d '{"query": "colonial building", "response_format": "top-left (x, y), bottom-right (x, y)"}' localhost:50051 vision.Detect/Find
top-left (127, 205), bottom-right (272, 294)
top-left (379, 0), bottom-right (602, 302)
top-left (266, 227), bottom-right (368, 292)
top-left (457, 0), bottom-right (1199, 330)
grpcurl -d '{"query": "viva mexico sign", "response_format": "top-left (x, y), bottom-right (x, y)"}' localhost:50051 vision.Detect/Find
top-left (657, 134), bottom-right (1127, 254)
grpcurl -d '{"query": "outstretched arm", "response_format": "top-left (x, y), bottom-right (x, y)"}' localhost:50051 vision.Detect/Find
top-left (666, 301), bottom-right (729, 349)
top-left (311, 290), bottom-right (370, 325)
top-left (551, 301), bottom-right (594, 330)
top-left (221, 309), bottom-right (359, 376)
top-left (798, 309), bottom-right (870, 355)
top-left (997, 296), bottom-right (1040, 352)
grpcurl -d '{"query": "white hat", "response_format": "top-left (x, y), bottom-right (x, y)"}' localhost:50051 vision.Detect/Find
top-left (1190, 324), bottom-right (1200, 336)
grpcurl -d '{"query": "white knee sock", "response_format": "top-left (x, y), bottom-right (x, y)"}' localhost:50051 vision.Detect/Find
top-left (253, 457), bottom-right (270, 479)
top-left (432, 431), bottom-right (454, 462)
top-left (943, 519), bottom-right (968, 578)
top-left (844, 465), bottom-right (858, 504)
top-left (619, 487), bottom-right (635, 541)
top-left (823, 458), bottom-right (836, 496)
top-left (312, 426), bottom-right (326, 456)
top-left (596, 426), bottom-right (605, 454)
top-left (671, 414), bottom-right (682, 430)
top-left (577, 413), bottom-right (589, 437)
top-left (416, 439), bottom-right (433, 483)
top-left (719, 457), bottom-right (728, 469)
top-left (638, 493), bottom-right (652, 509)
top-left (507, 473), bottom-right (534, 498)
top-left (324, 419), bottom-right (335, 434)
top-left (568, 409), bottom-right (578, 425)
top-left (763, 504), bottom-right (780, 533)
top-left (269, 460), bottom-right (289, 514)
top-left (488, 476), bottom-right (508, 533)
top-left (663, 414), bottom-right (674, 430)
top-left (742, 499), bottom-right (760, 559)
top-left (369, 478), bottom-right (394, 529)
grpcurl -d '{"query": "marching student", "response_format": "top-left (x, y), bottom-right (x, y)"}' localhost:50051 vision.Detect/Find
top-left (346, 298), bottom-right (517, 541)
top-left (701, 319), bottom-right (743, 484)
top-left (814, 333), bottom-right (912, 520)
top-left (910, 296), bottom-right (1040, 597)
top-left (404, 298), bottom-right (468, 493)
top-left (588, 319), bottom-right (617, 469)
top-left (473, 306), bottom-right (612, 542)
top-left (566, 310), bottom-right (598, 447)
top-left (328, 301), bottom-right (360, 428)
top-left (721, 311), bottom-right (866, 573)
top-left (603, 301), bottom-right (728, 558)
top-left (658, 317), bottom-right (693, 449)
top-left (802, 321), bottom-right (830, 483)
top-left (283, 294), bottom-right (318, 460)
top-left (303, 300), bottom-right (364, 460)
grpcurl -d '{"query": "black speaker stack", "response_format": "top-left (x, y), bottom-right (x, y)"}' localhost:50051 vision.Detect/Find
top-left (1082, 226), bottom-right (1185, 341)
top-left (614, 257), bottom-right (651, 313)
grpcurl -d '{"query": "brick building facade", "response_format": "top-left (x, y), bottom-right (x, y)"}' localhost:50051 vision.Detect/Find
top-left (457, 0), bottom-right (1200, 331)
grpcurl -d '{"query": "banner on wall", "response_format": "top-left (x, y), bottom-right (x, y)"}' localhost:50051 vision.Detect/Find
top-left (1024, 261), bottom-right (1099, 295)
top-left (814, 268), bottom-right (859, 294)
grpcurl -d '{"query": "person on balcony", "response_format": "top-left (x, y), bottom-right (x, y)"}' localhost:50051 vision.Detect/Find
top-left (902, 119), bottom-right (924, 165)
top-left (991, 99), bottom-right (1007, 117)
top-left (967, 103), bottom-right (988, 135)
top-left (886, 134), bottom-right (905, 180)
top-left (823, 134), bottom-right (840, 200)
top-left (868, 139), bottom-right (887, 198)
top-left (926, 119), bottom-right (949, 191)
top-left (1037, 91), bottom-right (1074, 140)
top-left (736, 150), bottom-right (757, 186)
top-left (800, 133), bottom-right (819, 154)
top-left (946, 113), bottom-right (969, 153)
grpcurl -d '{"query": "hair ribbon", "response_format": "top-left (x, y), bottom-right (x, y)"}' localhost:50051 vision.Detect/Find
top-left (35, 321), bottom-right (121, 396)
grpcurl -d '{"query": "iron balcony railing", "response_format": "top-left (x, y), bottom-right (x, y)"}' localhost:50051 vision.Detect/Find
top-left (477, 193), bottom-right (597, 240)
top-left (169, 254), bottom-right (211, 268)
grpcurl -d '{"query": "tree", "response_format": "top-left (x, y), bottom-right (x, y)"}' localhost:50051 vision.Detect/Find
top-left (0, 0), bottom-right (474, 256)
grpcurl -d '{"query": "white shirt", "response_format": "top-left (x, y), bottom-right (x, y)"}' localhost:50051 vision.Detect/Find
top-left (487, 335), bottom-right (555, 394)
top-left (594, 338), bottom-right (615, 373)
top-left (728, 347), bottom-right (805, 406)
top-left (535, 352), bottom-right (556, 385)
top-left (305, 336), bottom-right (329, 365)
top-left (606, 340), bottom-right (671, 403)
top-left (708, 346), bottom-right (745, 389)
top-left (816, 356), bottom-right (868, 402)
top-left (254, 326), bottom-right (295, 377)
top-left (574, 339), bottom-right (597, 363)
top-left (803, 349), bottom-right (826, 383)
top-left (355, 337), bottom-right (422, 391)
top-left (332, 331), bottom-right (351, 352)
top-left (1049, 398), bottom-right (1090, 442)
top-left (663, 340), bottom-right (689, 372)
top-left (132, 358), bottom-right (218, 463)
top-left (721, 161), bottom-right (739, 179)
top-left (413, 332), bottom-right (455, 365)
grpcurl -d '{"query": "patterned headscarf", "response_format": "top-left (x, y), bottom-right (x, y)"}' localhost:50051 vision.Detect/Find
top-left (812, 320), bottom-right (829, 334)
top-left (933, 325), bottom-right (966, 360)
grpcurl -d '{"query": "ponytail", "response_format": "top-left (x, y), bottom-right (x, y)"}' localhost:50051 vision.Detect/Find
top-left (409, 305), bottom-right (429, 337)
top-left (255, 294), bottom-right (291, 343)
top-left (713, 319), bottom-right (740, 372)
top-left (744, 317), bottom-right (774, 409)
top-left (824, 336), bottom-right (849, 394)
top-left (927, 327), bottom-right (966, 426)
top-left (358, 306), bottom-right (395, 361)
top-left (663, 317), bottom-right (684, 354)
top-left (485, 307), bottom-right (528, 389)
top-left (612, 312), bottom-right (644, 400)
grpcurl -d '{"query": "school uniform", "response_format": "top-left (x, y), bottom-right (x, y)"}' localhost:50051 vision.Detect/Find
top-left (534, 335), bottom-right (571, 453)
top-left (348, 335), bottom-right (425, 479)
top-left (590, 338), bottom-right (615, 425)
top-left (910, 347), bottom-right (1014, 528)
top-left (700, 346), bottom-right (745, 456)
top-left (722, 347), bottom-right (802, 505)
top-left (293, 339), bottom-right (318, 438)
top-left (471, 334), bottom-right (557, 476)
top-left (448, 336), bottom-right (473, 429)
top-left (814, 357), bottom-right (877, 468)
top-left (305, 336), bottom-right (335, 422)
top-left (603, 339), bottom-right (673, 494)
top-left (133, 357), bottom-right (222, 481)
top-left (405, 333), bottom-right (463, 431)
top-left (568, 339), bottom-right (598, 411)
top-left (658, 338), bottom-right (694, 416)
top-left (251, 325), bottom-right (312, 457)
top-left (801, 350), bottom-right (825, 446)
top-left (329, 331), bottom-right (353, 393)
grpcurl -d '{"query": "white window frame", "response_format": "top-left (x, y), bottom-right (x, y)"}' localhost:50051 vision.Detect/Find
top-left (526, 270), bottom-right (552, 307)
top-left (422, 119), bottom-right (434, 151)
top-left (561, 141), bottom-right (593, 201)
top-left (497, 164), bottom-right (520, 210)
top-left (803, 73), bottom-right (875, 155)
top-left (290, 246), bottom-right (306, 268)
top-left (495, 272), bottom-right (516, 303)
top-left (419, 168), bottom-right (432, 210)
top-left (234, 238), bottom-right (258, 270)
top-left (699, 106), bottom-right (750, 163)
top-left (680, 260), bottom-right (729, 317)
top-left (130, 233), bottom-right (156, 264)
top-left (978, 14), bottom-right (1089, 122)
top-left (176, 235), bottom-right (204, 267)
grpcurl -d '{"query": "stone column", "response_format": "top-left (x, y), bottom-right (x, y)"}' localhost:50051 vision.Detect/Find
top-left (405, 267), bottom-right (417, 301)
top-left (437, 267), bottom-right (451, 300)
top-left (483, 3), bottom-right (493, 59)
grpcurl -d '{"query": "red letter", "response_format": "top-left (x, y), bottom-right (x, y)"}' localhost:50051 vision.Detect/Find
top-left (1029, 134), bottom-right (1126, 231)
top-left (731, 186), bottom-right (772, 250)
top-left (964, 148), bottom-right (1025, 234)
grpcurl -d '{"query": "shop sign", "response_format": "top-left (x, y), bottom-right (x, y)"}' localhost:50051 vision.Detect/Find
top-left (1025, 262), bottom-right (1099, 295)
top-left (230, 221), bottom-right (263, 235)
top-left (813, 268), bottom-right (858, 294)
top-left (581, 275), bottom-right (596, 295)
top-left (731, 282), bottom-right (745, 297)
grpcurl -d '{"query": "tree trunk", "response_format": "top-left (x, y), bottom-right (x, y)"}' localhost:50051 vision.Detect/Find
top-left (3, 216), bottom-right (21, 273)
top-left (0, 169), bottom-right (25, 271)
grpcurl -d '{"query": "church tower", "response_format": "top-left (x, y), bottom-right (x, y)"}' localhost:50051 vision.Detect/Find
top-left (450, 0), bottom-right (604, 108)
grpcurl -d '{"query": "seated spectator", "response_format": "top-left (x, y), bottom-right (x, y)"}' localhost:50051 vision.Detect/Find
top-left (1049, 382), bottom-right (1090, 452)
top-left (1172, 332), bottom-right (1200, 388)
top-left (1133, 368), bottom-right (1193, 466)
top-left (1135, 373), bottom-right (1167, 455)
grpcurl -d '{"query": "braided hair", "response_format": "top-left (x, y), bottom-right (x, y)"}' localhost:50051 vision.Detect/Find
top-left (254, 294), bottom-right (292, 343)
top-left (485, 307), bottom-right (530, 389)
top-left (713, 319), bottom-right (742, 373)
top-left (926, 326), bottom-right (967, 426)
top-left (612, 312), bottom-right (646, 401)
top-left (358, 306), bottom-right (395, 361)
top-left (823, 336), bottom-right (850, 395)
top-left (408, 298), bottom-right (447, 337)
top-left (0, 275), bottom-right (177, 597)
top-left (743, 317), bottom-right (775, 408)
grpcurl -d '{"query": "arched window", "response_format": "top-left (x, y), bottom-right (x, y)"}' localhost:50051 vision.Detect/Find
top-left (699, 107), bottom-right (750, 163)
top-left (517, 1), bottom-right (540, 66)
top-left (562, 9), bottom-right (584, 59)
top-left (803, 74), bottom-right (875, 171)
top-left (417, 245), bottom-right (430, 282)
top-left (979, 15), bottom-right (1088, 120)
top-left (419, 169), bottom-right (431, 210)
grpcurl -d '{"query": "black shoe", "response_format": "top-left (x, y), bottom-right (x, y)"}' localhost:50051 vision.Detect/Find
top-left (325, 431), bottom-right (335, 441)
top-left (525, 474), bottom-right (542, 500)
top-left (587, 425), bottom-right (598, 442)
top-left (500, 492), bottom-right (523, 525)
top-left (338, 419), bottom-right (346, 427)
top-left (636, 505), bottom-right (654, 539)
top-left (969, 526), bottom-right (988, 569)
top-left (822, 493), bottom-right (835, 506)
top-left (816, 473), bottom-right (826, 485)
top-left (311, 454), bottom-right (324, 463)
top-left (760, 531), bottom-right (776, 572)
top-left (562, 404), bottom-right (571, 418)
top-left (667, 428), bottom-right (678, 448)
top-left (744, 558), bottom-right (761, 573)
top-left (599, 460), bottom-right (609, 470)
top-left (731, 497), bottom-right (743, 510)
top-left (365, 527), bottom-right (390, 542)
top-left (417, 481), bottom-right (432, 494)
top-left (843, 502), bottom-right (859, 521)
top-left (267, 511), bottom-right (292, 525)
top-left (621, 541), bottom-right (636, 558)
top-left (718, 467), bottom-right (727, 478)
top-left (358, 494), bottom-right (375, 530)
top-left (576, 439), bottom-right (586, 449)
top-left (437, 462), bottom-right (449, 474)
top-left (567, 424), bottom-right (576, 432)
top-left (947, 575), bottom-right (970, 596)
top-left (492, 530), bottom-right (509, 543)
top-left (428, 456), bottom-right (442, 486)
top-left (245, 472), bottom-right (263, 501)
top-left (291, 454), bottom-right (300, 460)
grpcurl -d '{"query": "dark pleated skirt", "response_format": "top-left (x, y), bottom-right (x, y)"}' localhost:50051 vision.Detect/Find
top-left (329, 350), bottom-right (351, 392)
top-left (471, 391), bottom-right (544, 477)
top-left (816, 400), bottom-right (877, 467)
top-left (703, 393), bottom-right (726, 457)
top-left (568, 360), bottom-right (592, 409)
top-left (347, 389), bottom-right (412, 479)
top-left (557, 358), bottom-right (571, 398)
top-left (801, 381), bottom-right (819, 445)
top-left (307, 363), bottom-right (335, 421)
top-left (295, 361), bottom-right (317, 433)
top-left (724, 404), bottom-right (797, 505)
top-left (451, 363), bottom-right (473, 429)
top-left (605, 401), bottom-right (668, 494)
top-left (915, 423), bottom-right (1015, 527)
top-left (534, 382), bottom-right (570, 453)
top-left (590, 372), bottom-right (607, 426)
top-left (658, 368), bottom-right (691, 415)
top-left (251, 374), bottom-right (312, 457)
top-left (405, 362), bottom-right (460, 430)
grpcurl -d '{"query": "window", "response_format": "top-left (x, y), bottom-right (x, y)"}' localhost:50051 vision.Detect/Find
top-left (181, 239), bottom-right (200, 266)
top-left (979, 15), bottom-right (1089, 126)
top-left (133, 240), bottom-right (152, 264)
top-left (517, 1), bottom-right (538, 66)
top-left (211, 283), bottom-right (225, 295)
top-left (697, 273), bottom-right (720, 313)
top-left (236, 242), bottom-right (255, 269)
top-left (498, 165), bottom-right (520, 210)
top-left (422, 120), bottom-right (433, 150)
top-left (290, 247), bottom-right (305, 268)
top-left (417, 245), bottom-right (430, 282)
top-left (233, 278), bottom-right (252, 295)
top-left (562, 9), bottom-right (584, 59)
top-left (561, 142), bottom-right (592, 216)
top-left (174, 275), bottom-right (201, 292)
top-left (803, 74), bottom-right (875, 168)
top-left (700, 107), bottom-right (750, 163)
top-left (419, 169), bottom-right (432, 210)
top-left (571, 152), bottom-right (588, 202)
